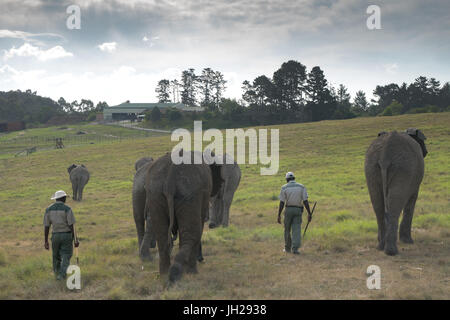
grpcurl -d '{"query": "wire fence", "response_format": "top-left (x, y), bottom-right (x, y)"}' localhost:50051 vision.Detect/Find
top-left (0, 131), bottom-right (161, 156)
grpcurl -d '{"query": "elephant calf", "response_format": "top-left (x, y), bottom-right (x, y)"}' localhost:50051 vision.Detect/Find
top-left (364, 128), bottom-right (427, 255)
top-left (67, 164), bottom-right (90, 201)
top-left (208, 153), bottom-right (241, 229)
top-left (132, 157), bottom-right (155, 260)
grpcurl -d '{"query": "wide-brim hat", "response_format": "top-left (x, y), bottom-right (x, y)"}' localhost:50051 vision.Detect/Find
top-left (51, 190), bottom-right (67, 200)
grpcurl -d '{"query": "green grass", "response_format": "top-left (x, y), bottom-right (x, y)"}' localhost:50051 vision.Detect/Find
top-left (0, 113), bottom-right (449, 299)
top-left (0, 123), bottom-right (166, 157)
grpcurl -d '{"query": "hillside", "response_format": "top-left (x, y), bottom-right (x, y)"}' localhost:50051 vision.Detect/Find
top-left (0, 90), bottom-right (63, 124)
top-left (0, 113), bottom-right (448, 299)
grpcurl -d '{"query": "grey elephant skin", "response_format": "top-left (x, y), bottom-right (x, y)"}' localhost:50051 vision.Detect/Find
top-left (364, 129), bottom-right (427, 256)
top-left (209, 154), bottom-right (241, 228)
top-left (67, 164), bottom-right (90, 201)
top-left (132, 157), bottom-right (155, 260)
top-left (135, 157), bottom-right (153, 171)
top-left (140, 151), bottom-right (223, 282)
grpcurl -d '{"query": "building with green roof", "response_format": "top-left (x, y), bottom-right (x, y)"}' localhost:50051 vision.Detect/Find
top-left (103, 102), bottom-right (204, 121)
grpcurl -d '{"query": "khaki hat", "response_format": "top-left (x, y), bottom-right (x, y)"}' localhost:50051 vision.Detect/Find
top-left (51, 190), bottom-right (67, 200)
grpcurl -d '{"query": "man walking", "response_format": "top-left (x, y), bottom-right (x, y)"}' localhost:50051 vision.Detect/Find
top-left (277, 172), bottom-right (312, 254)
top-left (44, 190), bottom-right (79, 280)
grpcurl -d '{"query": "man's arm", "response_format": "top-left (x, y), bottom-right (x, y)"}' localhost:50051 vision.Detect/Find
top-left (303, 200), bottom-right (312, 222)
top-left (44, 226), bottom-right (50, 250)
top-left (277, 201), bottom-right (285, 224)
top-left (69, 224), bottom-right (79, 247)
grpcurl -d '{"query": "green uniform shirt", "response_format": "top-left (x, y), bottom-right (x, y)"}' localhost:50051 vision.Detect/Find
top-left (279, 181), bottom-right (308, 207)
top-left (43, 201), bottom-right (76, 233)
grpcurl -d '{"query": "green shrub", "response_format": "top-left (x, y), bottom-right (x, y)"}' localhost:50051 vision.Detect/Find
top-left (381, 100), bottom-right (403, 116)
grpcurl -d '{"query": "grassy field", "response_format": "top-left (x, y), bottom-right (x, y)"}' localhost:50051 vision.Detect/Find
top-left (0, 123), bottom-right (164, 157)
top-left (0, 113), bottom-right (448, 299)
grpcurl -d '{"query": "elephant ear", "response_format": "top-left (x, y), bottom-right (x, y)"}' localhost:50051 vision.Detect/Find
top-left (416, 129), bottom-right (426, 141)
top-left (67, 164), bottom-right (76, 174)
top-left (406, 128), bottom-right (428, 158)
top-left (209, 163), bottom-right (224, 197)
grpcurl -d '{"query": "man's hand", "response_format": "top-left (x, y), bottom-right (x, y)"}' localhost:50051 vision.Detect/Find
top-left (74, 240), bottom-right (80, 248)
top-left (277, 201), bottom-right (285, 224)
top-left (44, 241), bottom-right (49, 250)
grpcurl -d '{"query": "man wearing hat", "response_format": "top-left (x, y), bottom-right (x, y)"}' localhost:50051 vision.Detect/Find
top-left (44, 190), bottom-right (79, 280)
top-left (277, 172), bottom-right (312, 254)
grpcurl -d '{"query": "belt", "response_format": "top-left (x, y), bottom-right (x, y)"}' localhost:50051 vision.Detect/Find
top-left (286, 206), bottom-right (303, 209)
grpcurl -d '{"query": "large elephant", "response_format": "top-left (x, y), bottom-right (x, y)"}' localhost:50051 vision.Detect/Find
top-left (208, 154), bottom-right (241, 229)
top-left (364, 128), bottom-right (427, 256)
top-left (135, 157), bottom-right (153, 171)
top-left (140, 150), bottom-right (223, 282)
top-left (67, 164), bottom-right (90, 201)
top-left (132, 157), bottom-right (155, 260)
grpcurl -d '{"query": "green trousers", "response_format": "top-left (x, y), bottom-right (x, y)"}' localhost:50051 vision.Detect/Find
top-left (284, 207), bottom-right (303, 252)
top-left (51, 232), bottom-right (73, 279)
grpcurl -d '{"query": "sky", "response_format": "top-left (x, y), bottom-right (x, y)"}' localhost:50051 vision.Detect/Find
top-left (0, 0), bottom-right (449, 106)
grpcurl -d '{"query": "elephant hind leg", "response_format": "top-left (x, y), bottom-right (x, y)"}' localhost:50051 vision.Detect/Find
top-left (366, 168), bottom-right (385, 250)
top-left (399, 193), bottom-right (418, 244)
top-left (384, 192), bottom-right (409, 256)
top-left (169, 199), bottom-right (202, 282)
top-left (78, 185), bottom-right (83, 201)
top-left (148, 196), bottom-right (170, 274)
top-left (221, 193), bottom-right (235, 227)
top-left (71, 181), bottom-right (77, 201)
top-left (208, 197), bottom-right (221, 229)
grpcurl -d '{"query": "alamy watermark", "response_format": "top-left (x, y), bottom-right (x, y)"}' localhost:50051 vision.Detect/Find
top-left (66, 5), bottom-right (81, 30)
top-left (66, 265), bottom-right (81, 290)
top-left (366, 5), bottom-right (381, 30)
top-left (366, 265), bottom-right (381, 290)
top-left (171, 121), bottom-right (279, 175)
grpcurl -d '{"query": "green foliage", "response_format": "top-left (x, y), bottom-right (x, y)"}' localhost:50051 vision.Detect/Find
top-left (407, 104), bottom-right (441, 114)
top-left (148, 106), bottom-right (162, 122)
top-left (167, 108), bottom-right (183, 122)
top-left (381, 100), bottom-right (403, 116)
top-left (0, 90), bottom-right (63, 124)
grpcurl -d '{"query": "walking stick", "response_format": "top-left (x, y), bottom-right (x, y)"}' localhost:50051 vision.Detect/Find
top-left (303, 202), bottom-right (317, 238)
top-left (73, 224), bottom-right (79, 265)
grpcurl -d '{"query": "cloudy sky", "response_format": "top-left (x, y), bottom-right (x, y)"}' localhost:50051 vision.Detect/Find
top-left (0, 0), bottom-right (449, 106)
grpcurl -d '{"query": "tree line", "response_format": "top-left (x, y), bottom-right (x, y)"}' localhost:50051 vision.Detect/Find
top-left (1, 60), bottom-right (448, 128)
top-left (155, 68), bottom-right (227, 111)
top-left (0, 90), bottom-right (108, 127)
top-left (152, 61), bottom-right (449, 127)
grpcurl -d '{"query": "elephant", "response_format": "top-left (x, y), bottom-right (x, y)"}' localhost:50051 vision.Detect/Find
top-left (140, 150), bottom-right (223, 282)
top-left (135, 157), bottom-right (153, 171)
top-left (364, 128), bottom-right (427, 256)
top-left (208, 153), bottom-right (241, 229)
top-left (67, 164), bottom-right (90, 201)
top-left (132, 157), bottom-right (155, 260)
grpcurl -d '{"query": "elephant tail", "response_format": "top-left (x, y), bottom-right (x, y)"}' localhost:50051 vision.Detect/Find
top-left (164, 164), bottom-right (176, 251)
top-left (379, 161), bottom-right (391, 213)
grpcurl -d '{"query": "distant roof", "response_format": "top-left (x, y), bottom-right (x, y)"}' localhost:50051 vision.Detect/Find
top-left (104, 102), bottom-right (204, 114)
top-left (108, 102), bottom-right (186, 109)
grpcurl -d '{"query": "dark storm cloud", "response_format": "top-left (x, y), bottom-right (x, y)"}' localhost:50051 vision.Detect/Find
top-left (0, 0), bottom-right (448, 104)
top-left (1, 0), bottom-right (448, 50)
